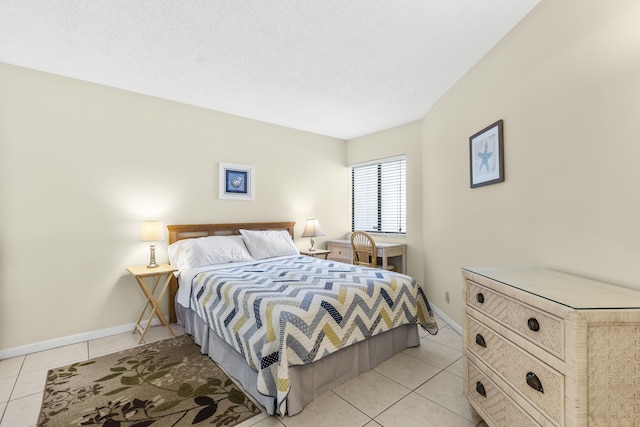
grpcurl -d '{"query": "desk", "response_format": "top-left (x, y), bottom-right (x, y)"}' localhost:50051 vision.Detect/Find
top-left (326, 239), bottom-right (406, 274)
top-left (126, 264), bottom-right (178, 343)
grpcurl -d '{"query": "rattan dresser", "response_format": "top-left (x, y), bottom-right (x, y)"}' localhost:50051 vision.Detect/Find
top-left (462, 267), bottom-right (640, 427)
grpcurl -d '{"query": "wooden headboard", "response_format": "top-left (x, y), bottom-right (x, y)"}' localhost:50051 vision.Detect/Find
top-left (166, 221), bottom-right (296, 322)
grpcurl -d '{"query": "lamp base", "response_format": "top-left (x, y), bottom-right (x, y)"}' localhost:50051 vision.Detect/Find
top-left (147, 243), bottom-right (159, 268)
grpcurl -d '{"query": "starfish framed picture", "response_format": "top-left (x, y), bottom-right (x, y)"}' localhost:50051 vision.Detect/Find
top-left (469, 120), bottom-right (504, 188)
top-left (219, 162), bottom-right (254, 200)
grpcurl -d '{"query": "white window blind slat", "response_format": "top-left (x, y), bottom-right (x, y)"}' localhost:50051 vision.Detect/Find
top-left (352, 157), bottom-right (406, 234)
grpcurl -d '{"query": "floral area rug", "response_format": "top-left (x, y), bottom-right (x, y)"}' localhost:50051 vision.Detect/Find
top-left (38, 335), bottom-right (261, 426)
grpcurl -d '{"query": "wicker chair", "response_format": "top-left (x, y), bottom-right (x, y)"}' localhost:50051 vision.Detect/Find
top-left (350, 231), bottom-right (396, 271)
top-left (350, 230), bottom-right (377, 267)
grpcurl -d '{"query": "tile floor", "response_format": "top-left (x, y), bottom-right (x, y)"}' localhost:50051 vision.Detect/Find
top-left (0, 317), bottom-right (487, 427)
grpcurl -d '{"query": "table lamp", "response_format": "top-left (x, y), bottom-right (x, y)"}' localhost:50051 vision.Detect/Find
top-left (140, 221), bottom-right (165, 268)
top-left (301, 219), bottom-right (325, 251)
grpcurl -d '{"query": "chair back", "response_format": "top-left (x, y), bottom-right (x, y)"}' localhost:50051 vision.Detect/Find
top-left (350, 231), bottom-right (377, 268)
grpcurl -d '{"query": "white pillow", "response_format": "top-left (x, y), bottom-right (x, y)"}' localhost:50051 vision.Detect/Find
top-left (168, 240), bottom-right (187, 270)
top-left (239, 229), bottom-right (300, 260)
top-left (168, 235), bottom-right (253, 270)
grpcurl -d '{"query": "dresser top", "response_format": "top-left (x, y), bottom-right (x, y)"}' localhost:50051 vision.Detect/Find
top-left (463, 266), bottom-right (640, 310)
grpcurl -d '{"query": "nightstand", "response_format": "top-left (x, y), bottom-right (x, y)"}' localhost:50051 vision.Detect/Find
top-left (126, 264), bottom-right (178, 343)
top-left (299, 249), bottom-right (332, 260)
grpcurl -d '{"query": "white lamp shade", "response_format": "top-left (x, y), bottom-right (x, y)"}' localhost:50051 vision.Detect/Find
top-left (140, 221), bottom-right (165, 242)
top-left (301, 219), bottom-right (326, 237)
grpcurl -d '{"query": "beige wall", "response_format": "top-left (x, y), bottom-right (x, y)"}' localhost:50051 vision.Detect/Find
top-left (4, 0), bottom-right (638, 351)
top-left (0, 64), bottom-right (349, 351)
top-left (422, 0), bottom-right (640, 325)
top-left (346, 121), bottom-right (424, 285)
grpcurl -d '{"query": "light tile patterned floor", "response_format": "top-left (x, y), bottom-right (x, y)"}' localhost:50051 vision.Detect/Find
top-left (0, 318), bottom-right (488, 427)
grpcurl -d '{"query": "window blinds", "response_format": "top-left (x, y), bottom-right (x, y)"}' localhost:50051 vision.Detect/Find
top-left (352, 157), bottom-right (406, 234)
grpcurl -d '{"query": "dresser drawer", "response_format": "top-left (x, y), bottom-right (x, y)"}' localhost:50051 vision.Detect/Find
top-left (467, 360), bottom-right (540, 427)
top-left (327, 242), bottom-right (352, 263)
top-left (467, 316), bottom-right (564, 425)
top-left (466, 280), bottom-right (564, 359)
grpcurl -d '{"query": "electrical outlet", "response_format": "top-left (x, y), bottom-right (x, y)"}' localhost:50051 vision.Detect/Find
top-left (445, 291), bottom-right (450, 303)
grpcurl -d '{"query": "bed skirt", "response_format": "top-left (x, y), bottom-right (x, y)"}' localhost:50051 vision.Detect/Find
top-left (176, 304), bottom-right (420, 415)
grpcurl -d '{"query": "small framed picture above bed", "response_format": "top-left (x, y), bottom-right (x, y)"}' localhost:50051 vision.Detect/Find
top-left (219, 162), bottom-right (254, 200)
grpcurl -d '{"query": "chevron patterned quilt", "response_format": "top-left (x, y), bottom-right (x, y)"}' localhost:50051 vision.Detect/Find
top-left (187, 255), bottom-right (438, 414)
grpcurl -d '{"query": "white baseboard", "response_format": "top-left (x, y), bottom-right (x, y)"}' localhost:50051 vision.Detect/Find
top-left (429, 303), bottom-right (461, 335)
top-left (0, 319), bottom-right (161, 360)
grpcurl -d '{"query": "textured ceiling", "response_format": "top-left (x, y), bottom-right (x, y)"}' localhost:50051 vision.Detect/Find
top-left (0, 1), bottom-right (539, 139)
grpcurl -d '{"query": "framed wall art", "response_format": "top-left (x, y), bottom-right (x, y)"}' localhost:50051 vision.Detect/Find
top-left (469, 120), bottom-right (504, 188)
top-left (219, 162), bottom-right (254, 200)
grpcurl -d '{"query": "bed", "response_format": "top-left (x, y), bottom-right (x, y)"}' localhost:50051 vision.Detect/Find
top-left (167, 221), bottom-right (438, 416)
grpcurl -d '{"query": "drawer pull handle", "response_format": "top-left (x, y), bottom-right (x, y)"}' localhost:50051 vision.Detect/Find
top-left (475, 334), bottom-right (486, 348)
top-left (475, 381), bottom-right (487, 397)
top-left (476, 293), bottom-right (485, 304)
top-left (528, 318), bottom-right (540, 332)
top-left (526, 372), bottom-right (544, 393)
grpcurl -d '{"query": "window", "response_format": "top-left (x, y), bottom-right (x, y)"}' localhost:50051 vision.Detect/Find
top-left (351, 156), bottom-right (406, 235)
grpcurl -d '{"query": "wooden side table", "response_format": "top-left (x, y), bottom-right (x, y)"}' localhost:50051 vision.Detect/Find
top-left (126, 264), bottom-right (178, 343)
top-left (299, 249), bottom-right (332, 260)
